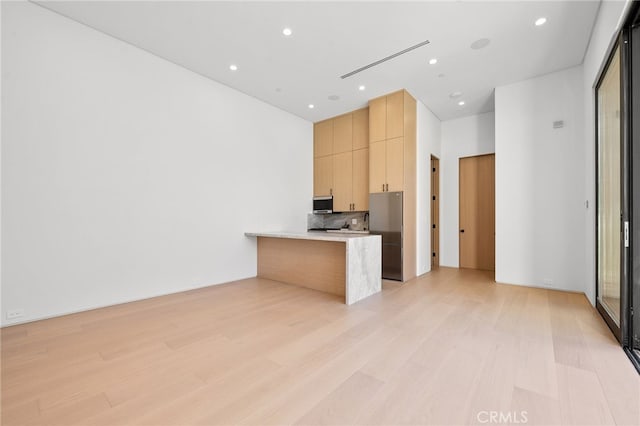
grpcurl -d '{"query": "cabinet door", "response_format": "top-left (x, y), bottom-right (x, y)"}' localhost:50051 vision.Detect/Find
top-left (333, 152), bottom-right (353, 212)
top-left (386, 91), bottom-right (404, 139)
top-left (333, 114), bottom-right (353, 154)
top-left (386, 137), bottom-right (404, 191)
top-left (369, 97), bottom-right (386, 143)
top-left (352, 108), bottom-right (369, 150)
top-left (314, 120), bottom-right (333, 158)
top-left (314, 156), bottom-right (333, 196)
top-left (369, 141), bottom-right (386, 193)
top-left (352, 148), bottom-right (369, 211)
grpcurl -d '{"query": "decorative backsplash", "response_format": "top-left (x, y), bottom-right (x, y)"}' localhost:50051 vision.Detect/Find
top-left (307, 211), bottom-right (369, 231)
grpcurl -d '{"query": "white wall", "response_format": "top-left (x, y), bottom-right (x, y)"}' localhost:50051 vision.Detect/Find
top-left (1, 2), bottom-right (312, 326)
top-left (582, 0), bottom-right (631, 305)
top-left (440, 112), bottom-right (495, 268)
top-left (495, 66), bottom-right (585, 293)
top-left (416, 101), bottom-right (441, 276)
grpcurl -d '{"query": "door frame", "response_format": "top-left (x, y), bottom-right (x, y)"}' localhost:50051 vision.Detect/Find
top-left (431, 155), bottom-right (440, 268)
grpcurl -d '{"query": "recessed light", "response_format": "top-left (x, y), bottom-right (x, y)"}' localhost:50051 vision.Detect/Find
top-left (308, 104), bottom-right (315, 109)
top-left (359, 85), bottom-right (366, 91)
top-left (429, 58), bottom-right (438, 65)
top-left (458, 101), bottom-right (465, 106)
top-left (535, 17), bottom-right (547, 26)
top-left (470, 38), bottom-right (490, 50)
top-left (449, 91), bottom-right (463, 99)
top-left (283, 28), bottom-right (292, 36)
top-left (229, 64), bottom-right (238, 71)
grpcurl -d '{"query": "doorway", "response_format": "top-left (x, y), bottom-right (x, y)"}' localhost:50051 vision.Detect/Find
top-left (431, 156), bottom-right (440, 268)
top-left (459, 154), bottom-right (495, 271)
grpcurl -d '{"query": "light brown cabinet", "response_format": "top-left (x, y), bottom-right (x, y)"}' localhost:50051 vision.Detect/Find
top-left (385, 91), bottom-right (404, 139)
top-left (313, 108), bottom-right (369, 211)
top-left (313, 156), bottom-right (333, 197)
top-left (368, 89), bottom-right (416, 281)
top-left (369, 97), bottom-right (386, 143)
top-left (353, 108), bottom-right (370, 150)
top-left (314, 120), bottom-right (333, 158)
top-left (332, 151), bottom-right (353, 212)
top-left (333, 114), bottom-right (353, 154)
top-left (369, 137), bottom-right (404, 193)
top-left (352, 148), bottom-right (369, 211)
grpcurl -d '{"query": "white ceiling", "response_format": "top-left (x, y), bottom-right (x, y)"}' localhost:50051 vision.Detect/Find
top-left (35, 0), bottom-right (601, 122)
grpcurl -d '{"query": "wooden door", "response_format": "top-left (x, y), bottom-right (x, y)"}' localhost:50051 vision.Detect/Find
top-left (352, 148), bottom-right (369, 211)
top-left (386, 91), bottom-right (404, 139)
top-left (314, 120), bottom-right (333, 157)
top-left (332, 152), bottom-right (353, 212)
top-left (313, 156), bottom-right (333, 197)
top-left (459, 154), bottom-right (495, 270)
top-left (386, 137), bottom-right (404, 192)
top-left (333, 114), bottom-right (353, 154)
top-left (369, 97), bottom-right (386, 143)
top-left (431, 156), bottom-right (440, 268)
top-left (369, 141), bottom-right (386, 193)
top-left (352, 108), bottom-right (369, 150)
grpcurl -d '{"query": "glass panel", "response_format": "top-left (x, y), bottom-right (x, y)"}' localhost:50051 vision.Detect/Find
top-left (598, 46), bottom-right (621, 325)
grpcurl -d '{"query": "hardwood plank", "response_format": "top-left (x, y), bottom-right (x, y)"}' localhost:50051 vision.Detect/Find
top-left (294, 372), bottom-right (383, 425)
top-left (2, 272), bottom-right (638, 426)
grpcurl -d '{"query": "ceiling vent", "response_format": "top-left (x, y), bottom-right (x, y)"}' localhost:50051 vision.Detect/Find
top-left (340, 39), bottom-right (430, 79)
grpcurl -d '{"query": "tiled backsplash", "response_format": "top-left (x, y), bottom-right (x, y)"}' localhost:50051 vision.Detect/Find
top-left (307, 211), bottom-right (369, 231)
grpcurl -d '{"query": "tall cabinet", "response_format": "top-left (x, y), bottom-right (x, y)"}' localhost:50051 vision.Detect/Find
top-left (368, 90), bottom-right (417, 282)
top-left (313, 108), bottom-right (369, 212)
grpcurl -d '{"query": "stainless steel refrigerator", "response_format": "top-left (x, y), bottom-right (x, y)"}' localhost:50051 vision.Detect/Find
top-left (369, 191), bottom-right (403, 281)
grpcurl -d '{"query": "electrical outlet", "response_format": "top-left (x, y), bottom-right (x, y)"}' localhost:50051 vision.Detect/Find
top-left (351, 218), bottom-right (358, 225)
top-left (6, 309), bottom-right (24, 320)
top-left (542, 278), bottom-right (553, 286)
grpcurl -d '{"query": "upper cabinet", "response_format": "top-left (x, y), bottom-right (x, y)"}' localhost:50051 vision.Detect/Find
top-left (314, 120), bottom-right (333, 158)
top-left (368, 90), bottom-right (415, 194)
top-left (369, 97), bottom-right (386, 143)
top-left (352, 108), bottom-right (369, 150)
top-left (313, 108), bottom-right (369, 211)
top-left (385, 91), bottom-right (404, 139)
top-left (333, 114), bottom-right (353, 154)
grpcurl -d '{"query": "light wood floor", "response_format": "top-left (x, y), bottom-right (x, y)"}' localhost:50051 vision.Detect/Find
top-left (2, 268), bottom-right (639, 425)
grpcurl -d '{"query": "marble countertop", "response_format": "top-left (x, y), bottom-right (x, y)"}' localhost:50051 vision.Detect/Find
top-left (245, 231), bottom-right (379, 242)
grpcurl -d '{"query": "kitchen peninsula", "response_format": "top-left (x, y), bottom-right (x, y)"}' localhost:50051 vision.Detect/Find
top-left (245, 231), bottom-right (381, 305)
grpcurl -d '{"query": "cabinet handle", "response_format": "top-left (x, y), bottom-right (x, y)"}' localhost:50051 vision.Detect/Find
top-left (382, 184), bottom-right (385, 192)
top-left (385, 183), bottom-right (389, 192)
top-left (330, 188), bottom-right (333, 196)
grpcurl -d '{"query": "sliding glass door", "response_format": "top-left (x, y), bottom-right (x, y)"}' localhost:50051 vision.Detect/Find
top-left (597, 1), bottom-right (640, 371)
top-left (596, 44), bottom-right (623, 334)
